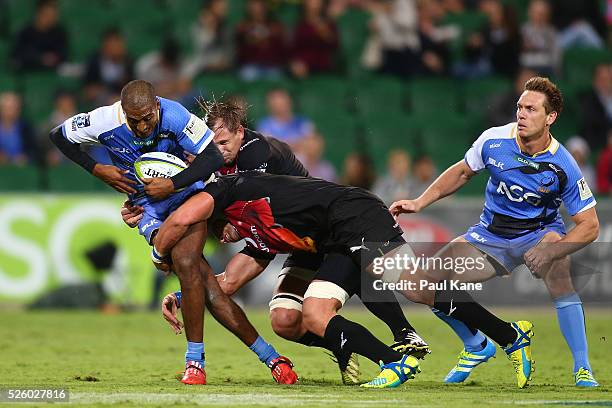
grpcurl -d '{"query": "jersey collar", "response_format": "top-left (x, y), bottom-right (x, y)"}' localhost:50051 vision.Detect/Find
top-left (513, 124), bottom-right (560, 157)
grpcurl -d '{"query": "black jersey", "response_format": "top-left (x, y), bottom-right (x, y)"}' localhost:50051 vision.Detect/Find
top-left (204, 172), bottom-right (403, 256)
top-left (218, 129), bottom-right (308, 177)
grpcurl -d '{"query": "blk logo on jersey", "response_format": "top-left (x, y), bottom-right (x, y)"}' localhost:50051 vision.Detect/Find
top-left (488, 157), bottom-right (504, 169)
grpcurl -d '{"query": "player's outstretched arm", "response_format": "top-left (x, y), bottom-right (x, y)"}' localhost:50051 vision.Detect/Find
top-left (153, 192), bottom-right (215, 256)
top-left (49, 126), bottom-right (136, 194)
top-left (390, 160), bottom-right (476, 216)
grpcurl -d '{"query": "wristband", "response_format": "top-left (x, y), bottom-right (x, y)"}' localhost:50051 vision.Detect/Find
top-left (174, 291), bottom-right (182, 308)
top-left (151, 246), bottom-right (165, 263)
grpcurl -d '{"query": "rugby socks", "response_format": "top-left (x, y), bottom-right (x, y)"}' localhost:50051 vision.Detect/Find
top-left (249, 336), bottom-right (280, 367)
top-left (431, 307), bottom-right (487, 352)
top-left (363, 300), bottom-right (415, 341)
top-left (324, 315), bottom-right (403, 364)
top-left (186, 341), bottom-right (205, 367)
top-left (296, 331), bottom-right (327, 348)
top-left (555, 293), bottom-right (591, 372)
top-left (433, 286), bottom-right (516, 347)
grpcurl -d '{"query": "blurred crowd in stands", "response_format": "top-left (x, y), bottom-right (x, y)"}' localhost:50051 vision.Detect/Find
top-left (1, 0), bottom-right (612, 196)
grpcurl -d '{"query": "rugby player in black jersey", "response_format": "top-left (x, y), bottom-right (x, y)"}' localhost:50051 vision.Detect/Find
top-left (150, 171), bottom-right (533, 388)
top-left (122, 99), bottom-right (429, 384)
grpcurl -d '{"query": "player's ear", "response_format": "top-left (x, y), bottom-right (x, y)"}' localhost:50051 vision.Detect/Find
top-left (546, 111), bottom-right (557, 127)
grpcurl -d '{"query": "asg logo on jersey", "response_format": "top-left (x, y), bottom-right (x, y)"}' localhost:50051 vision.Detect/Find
top-left (496, 181), bottom-right (541, 206)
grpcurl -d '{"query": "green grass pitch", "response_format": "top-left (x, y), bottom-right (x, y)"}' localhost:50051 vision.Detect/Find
top-left (1, 307), bottom-right (610, 407)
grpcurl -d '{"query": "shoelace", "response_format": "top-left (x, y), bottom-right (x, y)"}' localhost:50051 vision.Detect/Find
top-left (576, 368), bottom-right (595, 382)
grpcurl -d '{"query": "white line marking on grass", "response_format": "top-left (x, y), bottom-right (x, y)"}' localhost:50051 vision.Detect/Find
top-left (503, 400), bottom-right (612, 406)
top-left (72, 393), bottom-right (406, 406)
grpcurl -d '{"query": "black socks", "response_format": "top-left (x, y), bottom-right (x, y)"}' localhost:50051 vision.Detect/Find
top-left (433, 286), bottom-right (517, 347)
top-left (323, 315), bottom-right (403, 364)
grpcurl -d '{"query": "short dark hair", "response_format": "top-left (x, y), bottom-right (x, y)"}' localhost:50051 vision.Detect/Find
top-left (524, 76), bottom-right (563, 114)
top-left (199, 96), bottom-right (247, 133)
top-left (120, 80), bottom-right (156, 110)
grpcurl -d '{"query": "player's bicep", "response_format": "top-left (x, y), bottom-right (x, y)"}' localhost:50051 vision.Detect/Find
top-left (561, 169), bottom-right (596, 216)
top-left (457, 160), bottom-right (477, 178)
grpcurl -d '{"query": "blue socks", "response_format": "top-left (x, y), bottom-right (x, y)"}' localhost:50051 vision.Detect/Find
top-left (432, 307), bottom-right (486, 352)
top-left (555, 293), bottom-right (591, 372)
top-left (186, 338), bottom-right (280, 368)
top-left (186, 341), bottom-right (205, 367)
top-left (249, 336), bottom-right (280, 367)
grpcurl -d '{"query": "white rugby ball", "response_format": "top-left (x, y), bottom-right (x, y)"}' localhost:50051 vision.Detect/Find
top-left (134, 152), bottom-right (187, 184)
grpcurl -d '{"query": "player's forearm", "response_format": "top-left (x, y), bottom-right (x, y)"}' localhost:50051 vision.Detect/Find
top-left (49, 126), bottom-right (97, 173)
top-left (417, 161), bottom-right (472, 209)
top-left (549, 217), bottom-right (599, 260)
top-left (154, 193), bottom-right (215, 255)
top-left (170, 142), bottom-right (223, 190)
top-left (219, 253), bottom-right (269, 296)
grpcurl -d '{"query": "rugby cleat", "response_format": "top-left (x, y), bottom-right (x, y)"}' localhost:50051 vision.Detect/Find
top-left (329, 351), bottom-right (360, 385)
top-left (390, 329), bottom-right (431, 359)
top-left (269, 356), bottom-right (299, 384)
top-left (575, 367), bottom-right (599, 387)
top-left (503, 321), bottom-right (535, 388)
top-left (444, 337), bottom-right (496, 383)
top-left (361, 355), bottom-right (420, 389)
top-left (181, 360), bottom-right (206, 385)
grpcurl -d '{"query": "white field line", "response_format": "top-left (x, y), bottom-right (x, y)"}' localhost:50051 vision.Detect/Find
top-left (71, 392), bottom-right (406, 406)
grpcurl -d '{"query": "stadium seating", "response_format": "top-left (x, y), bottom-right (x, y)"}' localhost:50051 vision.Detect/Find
top-left (1, 0), bottom-right (609, 196)
top-left (239, 80), bottom-right (297, 123)
top-left (45, 164), bottom-right (112, 192)
top-left (22, 72), bottom-right (59, 124)
top-left (354, 76), bottom-right (407, 116)
top-left (193, 74), bottom-right (241, 102)
top-left (296, 76), bottom-right (353, 118)
top-left (0, 165), bottom-right (41, 191)
top-left (563, 48), bottom-right (612, 89)
top-left (461, 77), bottom-right (512, 120)
top-left (316, 114), bottom-right (360, 168)
top-left (407, 78), bottom-right (462, 115)
top-left (7, 0), bottom-right (35, 35)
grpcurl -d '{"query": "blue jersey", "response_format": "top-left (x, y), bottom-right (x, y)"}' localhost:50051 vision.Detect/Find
top-left (464, 123), bottom-right (596, 237)
top-left (61, 97), bottom-right (214, 198)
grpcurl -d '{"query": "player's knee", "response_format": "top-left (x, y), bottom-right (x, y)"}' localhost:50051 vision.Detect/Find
top-left (543, 256), bottom-right (573, 296)
top-left (270, 308), bottom-right (303, 341)
top-left (302, 282), bottom-right (347, 336)
top-left (173, 255), bottom-right (202, 284)
top-left (174, 255), bottom-right (199, 273)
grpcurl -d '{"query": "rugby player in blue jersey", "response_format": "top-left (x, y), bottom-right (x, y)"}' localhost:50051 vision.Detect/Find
top-left (391, 77), bottom-right (600, 387)
top-left (49, 80), bottom-right (298, 385)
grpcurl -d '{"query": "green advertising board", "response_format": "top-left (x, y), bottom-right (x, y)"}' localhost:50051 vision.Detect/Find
top-left (0, 194), bottom-right (180, 304)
